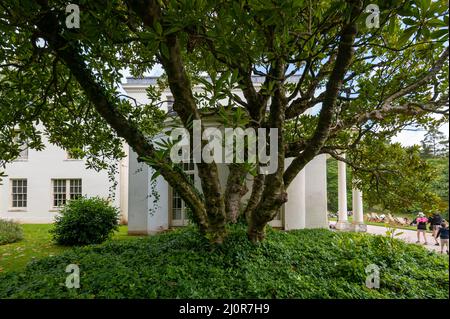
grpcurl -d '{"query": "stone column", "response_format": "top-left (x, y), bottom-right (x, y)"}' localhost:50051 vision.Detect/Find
top-left (119, 142), bottom-right (129, 224)
top-left (284, 158), bottom-right (306, 230)
top-left (352, 187), bottom-right (367, 232)
top-left (127, 149), bottom-right (150, 235)
top-left (304, 154), bottom-right (328, 228)
top-left (335, 155), bottom-right (350, 230)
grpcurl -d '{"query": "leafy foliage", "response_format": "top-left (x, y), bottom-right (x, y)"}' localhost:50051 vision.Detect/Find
top-left (0, 219), bottom-right (23, 245)
top-left (51, 197), bottom-right (120, 246)
top-left (327, 143), bottom-right (449, 215)
top-left (349, 136), bottom-right (445, 214)
top-left (0, 0), bottom-right (448, 240)
top-left (0, 225), bottom-right (447, 298)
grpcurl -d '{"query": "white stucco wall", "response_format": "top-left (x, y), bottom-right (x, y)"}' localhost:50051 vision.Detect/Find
top-left (119, 143), bottom-right (129, 223)
top-left (0, 137), bottom-right (121, 224)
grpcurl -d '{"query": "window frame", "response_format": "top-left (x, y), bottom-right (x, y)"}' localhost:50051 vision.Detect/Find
top-left (169, 160), bottom-right (195, 227)
top-left (268, 205), bottom-right (284, 228)
top-left (51, 178), bottom-right (83, 209)
top-left (12, 133), bottom-right (29, 161)
top-left (69, 179), bottom-right (83, 200)
top-left (64, 148), bottom-right (84, 161)
top-left (9, 178), bottom-right (28, 211)
top-left (65, 151), bottom-right (81, 161)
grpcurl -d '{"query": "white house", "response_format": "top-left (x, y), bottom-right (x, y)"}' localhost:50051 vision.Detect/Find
top-left (0, 75), bottom-right (365, 234)
top-left (122, 76), bottom-right (367, 235)
top-left (0, 134), bottom-right (127, 224)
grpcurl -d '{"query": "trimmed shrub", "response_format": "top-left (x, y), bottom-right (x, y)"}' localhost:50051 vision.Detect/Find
top-left (0, 219), bottom-right (23, 245)
top-left (51, 197), bottom-right (119, 246)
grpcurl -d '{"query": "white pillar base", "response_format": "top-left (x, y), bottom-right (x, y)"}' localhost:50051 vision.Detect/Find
top-left (337, 155), bottom-right (348, 228)
top-left (335, 220), bottom-right (351, 231)
top-left (351, 222), bottom-right (367, 232)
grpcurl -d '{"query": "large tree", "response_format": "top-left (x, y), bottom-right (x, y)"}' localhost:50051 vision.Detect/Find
top-left (421, 127), bottom-right (449, 157)
top-left (0, 0), bottom-right (448, 242)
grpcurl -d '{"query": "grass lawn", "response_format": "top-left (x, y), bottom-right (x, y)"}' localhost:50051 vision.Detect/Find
top-left (0, 224), bottom-right (136, 273)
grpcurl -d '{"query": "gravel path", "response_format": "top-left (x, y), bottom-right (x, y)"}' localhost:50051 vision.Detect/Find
top-left (330, 221), bottom-right (447, 254)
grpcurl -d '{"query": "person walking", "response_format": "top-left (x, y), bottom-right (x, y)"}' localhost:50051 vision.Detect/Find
top-left (435, 220), bottom-right (449, 254)
top-left (415, 212), bottom-right (428, 245)
top-left (429, 213), bottom-right (443, 246)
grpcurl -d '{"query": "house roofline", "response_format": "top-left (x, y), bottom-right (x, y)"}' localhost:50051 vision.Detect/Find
top-left (122, 74), bottom-right (301, 87)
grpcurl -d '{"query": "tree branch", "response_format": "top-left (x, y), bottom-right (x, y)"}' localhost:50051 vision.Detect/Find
top-left (34, 0), bottom-right (209, 230)
top-left (284, 0), bottom-right (362, 187)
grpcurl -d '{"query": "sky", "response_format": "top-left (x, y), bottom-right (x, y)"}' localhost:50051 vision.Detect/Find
top-left (392, 122), bottom-right (449, 147)
top-left (120, 66), bottom-right (448, 147)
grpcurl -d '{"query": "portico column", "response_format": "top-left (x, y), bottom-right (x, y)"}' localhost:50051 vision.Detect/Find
top-left (351, 186), bottom-right (367, 232)
top-left (284, 158), bottom-right (306, 230)
top-left (335, 154), bottom-right (350, 230)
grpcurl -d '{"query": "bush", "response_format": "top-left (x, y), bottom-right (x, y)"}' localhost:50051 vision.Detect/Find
top-left (0, 219), bottom-right (23, 245)
top-left (0, 225), bottom-right (448, 298)
top-left (51, 197), bottom-right (119, 246)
